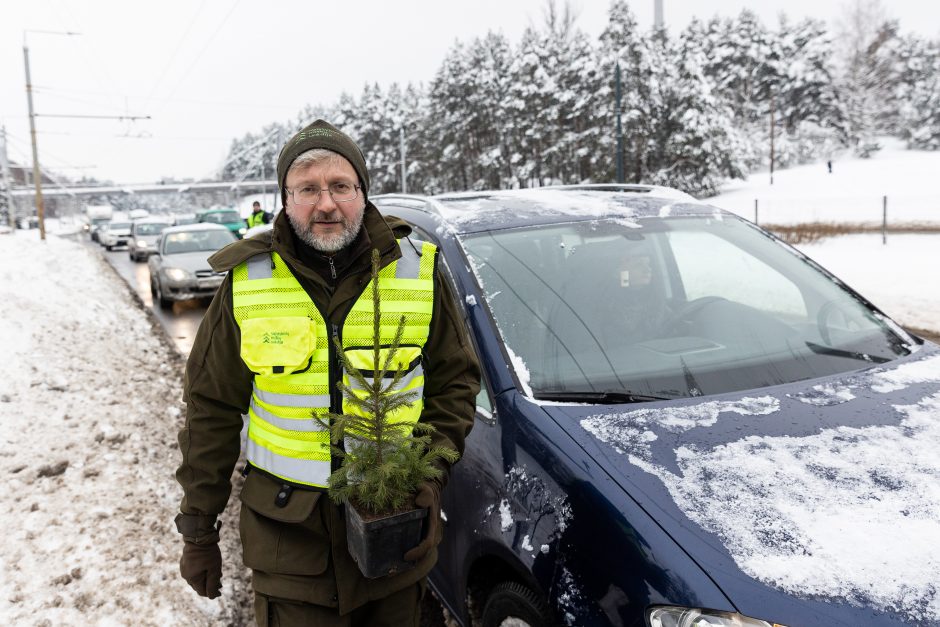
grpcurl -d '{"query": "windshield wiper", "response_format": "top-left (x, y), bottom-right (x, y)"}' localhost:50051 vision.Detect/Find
top-left (804, 341), bottom-right (891, 364)
top-left (533, 391), bottom-right (672, 404)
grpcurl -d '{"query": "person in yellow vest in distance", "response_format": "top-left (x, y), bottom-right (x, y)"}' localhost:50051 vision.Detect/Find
top-left (173, 119), bottom-right (481, 626)
top-left (245, 200), bottom-right (268, 228)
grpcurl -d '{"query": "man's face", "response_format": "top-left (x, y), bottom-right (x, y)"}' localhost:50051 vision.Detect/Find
top-left (252, 203), bottom-right (261, 213)
top-left (284, 157), bottom-right (365, 253)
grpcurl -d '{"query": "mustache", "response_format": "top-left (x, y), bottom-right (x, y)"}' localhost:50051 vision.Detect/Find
top-left (310, 211), bottom-right (346, 223)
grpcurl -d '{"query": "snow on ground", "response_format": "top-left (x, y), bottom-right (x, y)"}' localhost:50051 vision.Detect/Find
top-left (0, 230), bottom-right (251, 625)
top-left (711, 138), bottom-right (940, 226)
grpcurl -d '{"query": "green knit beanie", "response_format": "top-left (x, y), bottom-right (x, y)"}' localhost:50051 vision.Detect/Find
top-left (276, 119), bottom-right (370, 205)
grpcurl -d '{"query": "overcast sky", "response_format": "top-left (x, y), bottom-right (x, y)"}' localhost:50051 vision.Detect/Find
top-left (2, 0), bottom-right (938, 185)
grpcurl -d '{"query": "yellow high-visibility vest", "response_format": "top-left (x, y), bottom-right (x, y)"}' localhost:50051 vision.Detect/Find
top-left (246, 212), bottom-right (266, 228)
top-left (231, 239), bottom-right (437, 489)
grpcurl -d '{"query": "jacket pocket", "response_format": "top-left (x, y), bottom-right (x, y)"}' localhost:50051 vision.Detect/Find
top-left (240, 316), bottom-right (316, 376)
top-left (238, 471), bottom-right (330, 576)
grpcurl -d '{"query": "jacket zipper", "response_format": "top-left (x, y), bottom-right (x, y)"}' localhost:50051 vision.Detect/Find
top-left (329, 322), bottom-right (343, 473)
top-left (328, 257), bottom-right (336, 280)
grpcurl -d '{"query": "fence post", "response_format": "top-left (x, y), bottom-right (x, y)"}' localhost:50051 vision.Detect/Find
top-left (882, 195), bottom-right (887, 245)
top-left (754, 198), bottom-right (758, 225)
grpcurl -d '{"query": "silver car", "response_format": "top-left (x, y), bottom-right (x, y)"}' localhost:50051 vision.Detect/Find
top-left (98, 220), bottom-right (133, 251)
top-left (128, 218), bottom-right (172, 262)
top-left (148, 223), bottom-right (236, 309)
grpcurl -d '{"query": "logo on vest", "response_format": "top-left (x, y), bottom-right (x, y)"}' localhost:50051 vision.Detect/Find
top-left (262, 331), bottom-right (290, 345)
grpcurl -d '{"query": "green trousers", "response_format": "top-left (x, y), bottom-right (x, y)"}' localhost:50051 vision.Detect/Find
top-left (254, 581), bottom-right (425, 627)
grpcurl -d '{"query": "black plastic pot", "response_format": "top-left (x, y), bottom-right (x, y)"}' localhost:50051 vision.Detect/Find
top-left (345, 502), bottom-right (428, 579)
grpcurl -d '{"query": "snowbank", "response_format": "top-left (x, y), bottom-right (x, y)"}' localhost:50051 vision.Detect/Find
top-left (0, 231), bottom-right (251, 625)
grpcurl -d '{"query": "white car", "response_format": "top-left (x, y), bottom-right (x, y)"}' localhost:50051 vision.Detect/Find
top-left (98, 221), bottom-right (132, 251)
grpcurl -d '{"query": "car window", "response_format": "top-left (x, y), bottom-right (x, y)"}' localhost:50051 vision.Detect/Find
top-left (109, 222), bottom-right (131, 230)
top-left (460, 216), bottom-right (911, 400)
top-left (407, 222), bottom-right (496, 422)
top-left (669, 230), bottom-right (807, 318)
top-left (135, 223), bottom-right (168, 236)
top-left (201, 211), bottom-right (240, 224)
top-left (163, 230), bottom-right (235, 254)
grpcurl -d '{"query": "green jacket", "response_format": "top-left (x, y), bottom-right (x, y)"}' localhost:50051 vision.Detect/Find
top-left (176, 204), bottom-right (481, 613)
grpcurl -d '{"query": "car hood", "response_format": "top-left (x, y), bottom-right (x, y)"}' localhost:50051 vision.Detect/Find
top-left (539, 345), bottom-right (940, 626)
top-left (160, 251), bottom-right (218, 273)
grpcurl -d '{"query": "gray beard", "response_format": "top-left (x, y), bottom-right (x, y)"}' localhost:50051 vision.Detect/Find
top-left (288, 207), bottom-right (364, 253)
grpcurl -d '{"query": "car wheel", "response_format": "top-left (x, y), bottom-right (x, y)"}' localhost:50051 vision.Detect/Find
top-left (481, 582), bottom-right (552, 627)
top-left (105, 244), bottom-right (113, 251)
top-left (129, 251), bottom-right (136, 262)
top-left (155, 280), bottom-right (172, 310)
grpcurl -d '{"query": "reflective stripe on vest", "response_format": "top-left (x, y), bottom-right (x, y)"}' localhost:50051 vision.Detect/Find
top-left (232, 238), bottom-right (437, 489)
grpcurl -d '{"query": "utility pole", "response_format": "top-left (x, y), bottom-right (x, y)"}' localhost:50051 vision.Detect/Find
top-left (615, 63), bottom-right (624, 184)
top-left (0, 126), bottom-right (14, 227)
top-left (769, 93), bottom-right (775, 185)
top-left (23, 41), bottom-right (47, 239)
top-left (400, 127), bottom-right (407, 194)
top-left (654, 0), bottom-right (664, 29)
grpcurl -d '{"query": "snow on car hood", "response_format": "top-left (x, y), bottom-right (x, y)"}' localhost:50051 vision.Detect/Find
top-left (543, 348), bottom-right (940, 625)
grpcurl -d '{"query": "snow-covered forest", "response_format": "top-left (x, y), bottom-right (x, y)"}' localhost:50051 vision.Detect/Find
top-left (220, 0), bottom-right (940, 198)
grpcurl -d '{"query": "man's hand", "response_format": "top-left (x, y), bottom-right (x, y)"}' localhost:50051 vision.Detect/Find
top-left (404, 480), bottom-right (442, 563)
top-left (180, 540), bottom-right (223, 599)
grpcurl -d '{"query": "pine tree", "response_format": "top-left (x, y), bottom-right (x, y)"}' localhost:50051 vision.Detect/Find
top-left (319, 250), bottom-right (458, 514)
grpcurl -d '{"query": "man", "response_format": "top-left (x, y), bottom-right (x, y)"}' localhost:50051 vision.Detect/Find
top-left (246, 201), bottom-right (266, 228)
top-left (174, 120), bottom-right (480, 626)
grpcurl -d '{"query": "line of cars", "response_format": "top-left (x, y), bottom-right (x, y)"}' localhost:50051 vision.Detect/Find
top-left (93, 208), bottom-right (245, 310)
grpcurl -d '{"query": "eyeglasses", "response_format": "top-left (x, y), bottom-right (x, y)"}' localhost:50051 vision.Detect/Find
top-left (286, 182), bottom-right (361, 206)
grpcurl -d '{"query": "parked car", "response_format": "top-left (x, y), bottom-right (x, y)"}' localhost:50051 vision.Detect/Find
top-left (148, 223), bottom-right (235, 309)
top-left (128, 217), bottom-right (172, 261)
top-left (98, 220), bottom-right (132, 251)
top-left (370, 186), bottom-right (938, 627)
top-left (197, 208), bottom-right (247, 239)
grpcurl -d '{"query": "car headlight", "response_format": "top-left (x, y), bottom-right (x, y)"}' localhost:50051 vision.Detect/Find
top-left (136, 240), bottom-right (148, 247)
top-left (647, 607), bottom-right (785, 627)
top-left (238, 227), bottom-right (247, 235)
top-left (164, 267), bottom-right (191, 281)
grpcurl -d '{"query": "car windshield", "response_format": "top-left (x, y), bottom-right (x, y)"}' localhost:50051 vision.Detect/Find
top-left (163, 230), bottom-right (235, 254)
top-left (109, 222), bottom-right (131, 230)
top-left (201, 211), bottom-right (240, 224)
top-left (135, 223), bottom-right (168, 236)
top-left (461, 216), bottom-right (912, 400)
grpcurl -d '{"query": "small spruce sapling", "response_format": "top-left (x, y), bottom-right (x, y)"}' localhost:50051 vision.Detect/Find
top-left (318, 249), bottom-right (458, 515)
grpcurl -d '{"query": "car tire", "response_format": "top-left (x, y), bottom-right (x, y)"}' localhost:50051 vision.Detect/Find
top-left (105, 244), bottom-right (113, 251)
top-left (481, 582), bottom-right (552, 627)
top-left (129, 252), bottom-right (136, 262)
top-left (155, 280), bottom-right (172, 310)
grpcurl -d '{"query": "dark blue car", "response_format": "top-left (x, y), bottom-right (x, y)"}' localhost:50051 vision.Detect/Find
top-left (373, 186), bottom-right (940, 627)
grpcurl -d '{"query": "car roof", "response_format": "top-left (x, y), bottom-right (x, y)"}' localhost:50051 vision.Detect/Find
top-left (374, 184), bottom-right (725, 234)
top-left (161, 223), bottom-right (231, 234)
top-left (133, 217), bottom-right (173, 224)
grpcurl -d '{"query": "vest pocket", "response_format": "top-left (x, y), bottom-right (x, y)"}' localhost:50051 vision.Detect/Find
top-left (240, 317), bottom-right (316, 376)
top-left (238, 471), bottom-right (330, 576)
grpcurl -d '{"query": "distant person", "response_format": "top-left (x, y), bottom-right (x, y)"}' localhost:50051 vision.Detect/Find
top-left (246, 201), bottom-right (265, 228)
top-left (827, 160), bottom-right (833, 174)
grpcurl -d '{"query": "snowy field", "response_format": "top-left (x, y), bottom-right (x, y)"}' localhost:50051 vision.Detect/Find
top-left (0, 230), bottom-right (251, 625)
top-left (711, 139), bottom-right (940, 226)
